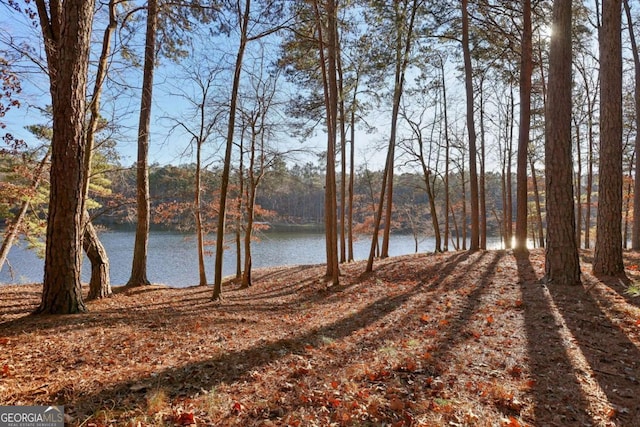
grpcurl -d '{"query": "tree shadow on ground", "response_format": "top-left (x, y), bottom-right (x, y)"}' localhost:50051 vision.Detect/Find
top-left (60, 272), bottom-right (432, 419)
top-left (54, 251), bottom-right (486, 422)
top-left (516, 252), bottom-right (594, 425)
top-left (516, 252), bottom-right (640, 426)
top-left (549, 280), bottom-right (640, 424)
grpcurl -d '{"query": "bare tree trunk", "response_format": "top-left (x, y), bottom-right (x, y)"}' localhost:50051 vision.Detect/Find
top-left (440, 56), bottom-right (451, 252)
top-left (347, 96), bottom-right (356, 262)
top-left (450, 205), bottom-right (460, 251)
top-left (381, 3), bottom-right (417, 258)
top-left (310, 0), bottom-right (339, 283)
top-left (623, 156), bottom-right (634, 248)
top-left (515, 0), bottom-right (532, 252)
top-left (81, 0), bottom-right (116, 298)
top-left (236, 133), bottom-right (245, 280)
top-left (505, 87), bottom-right (515, 249)
top-left (575, 118), bottom-right (583, 248)
top-left (242, 185), bottom-right (256, 289)
top-left (127, 0), bottom-right (157, 287)
top-left (195, 139), bottom-right (207, 286)
top-left (479, 78), bottom-right (487, 250)
top-left (625, 0), bottom-right (640, 250)
top-left (461, 155), bottom-right (467, 250)
top-left (213, 0), bottom-right (250, 299)
top-left (585, 113), bottom-right (595, 249)
top-left (35, 0), bottom-right (95, 313)
top-left (84, 212), bottom-right (111, 300)
top-left (462, 0), bottom-right (479, 251)
top-left (545, 0), bottom-right (580, 286)
top-left (501, 146), bottom-right (508, 249)
top-left (529, 155), bottom-right (544, 248)
top-left (426, 172), bottom-right (442, 252)
top-left (337, 45), bottom-right (347, 264)
top-left (593, 0), bottom-right (624, 276)
top-left (325, 0), bottom-right (340, 284)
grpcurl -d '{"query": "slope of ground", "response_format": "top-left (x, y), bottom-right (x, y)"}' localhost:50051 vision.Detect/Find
top-left (1, 249), bottom-right (640, 426)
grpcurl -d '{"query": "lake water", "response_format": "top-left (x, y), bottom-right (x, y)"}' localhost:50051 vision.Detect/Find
top-left (0, 231), bottom-right (504, 287)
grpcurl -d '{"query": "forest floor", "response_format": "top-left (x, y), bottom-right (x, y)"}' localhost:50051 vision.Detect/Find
top-left (2, 249), bottom-right (640, 427)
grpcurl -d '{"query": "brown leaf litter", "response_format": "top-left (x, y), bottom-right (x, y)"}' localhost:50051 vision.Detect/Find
top-left (1, 249), bottom-right (640, 426)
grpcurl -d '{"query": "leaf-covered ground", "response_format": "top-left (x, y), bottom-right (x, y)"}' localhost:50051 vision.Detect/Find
top-left (2, 249), bottom-right (640, 426)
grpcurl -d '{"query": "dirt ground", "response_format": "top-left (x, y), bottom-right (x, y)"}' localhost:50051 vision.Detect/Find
top-left (1, 248), bottom-right (640, 426)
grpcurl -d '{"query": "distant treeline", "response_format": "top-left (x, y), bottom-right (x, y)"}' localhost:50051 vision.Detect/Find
top-left (94, 160), bottom-right (508, 239)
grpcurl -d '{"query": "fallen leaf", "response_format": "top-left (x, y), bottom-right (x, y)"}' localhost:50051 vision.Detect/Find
top-left (175, 412), bottom-right (195, 426)
top-left (503, 416), bottom-right (521, 427)
top-left (508, 366), bottom-right (522, 378)
top-left (231, 401), bottom-right (243, 414)
top-left (389, 397), bottom-right (405, 411)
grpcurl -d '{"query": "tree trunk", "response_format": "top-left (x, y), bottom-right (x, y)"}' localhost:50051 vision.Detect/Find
top-left (242, 185), bottom-right (257, 288)
top-left (623, 156), bottom-right (634, 248)
top-left (625, 0), bottom-right (640, 250)
top-left (324, 0), bottom-right (340, 284)
top-left (575, 119), bottom-right (583, 248)
top-left (347, 93), bottom-right (356, 262)
top-left (195, 141), bottom-right (207, 286)
top-left (450, 205), bottom-right (460, 251)
top-left (593, 0), bottom-right (624, 276)
top-left (236, 134), bottom-right (245, 280)
top-left (529, 155), bottom-right (544, 248)
top-left (501, 147), bottom-right (508, 248)
top-left (462, 0), bottom-right (480, 251)
top-left (213, 0), bottom-right (250, 300)
top-left (127, 0), bottom-right (157, 287)
top-left (426, 172), bottom-right (442, 252)
top-left (461, 154), bottom-right (467, 250)
top-left (35, 0), bottom-right (95, 314)
top-left (505, 88), bottom-right (515, 249)
top-left (545, 0), bottom-right (580, 286)
top-left (479, 81), bottom-right (487, 250)
top-left (82, 0), bottom-right (116, 297)
top-left (585, 109), bottom-right (595, 249)
top-left (337, 44), bottom-right (347, 264)
top-left (515, 0), bottom-right (532, 252)
top-left (84, 212), bottom-right (111, 300)
top-left (440, 56), bottom-right (451, 252)
top-left (380, 1), bottom-right (419, 259)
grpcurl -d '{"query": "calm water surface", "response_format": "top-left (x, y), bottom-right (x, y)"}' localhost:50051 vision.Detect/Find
top-left (0, 231), bottom-right (503, 287)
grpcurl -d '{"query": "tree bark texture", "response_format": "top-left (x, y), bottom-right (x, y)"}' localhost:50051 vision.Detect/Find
top-left (462, 0), bottom-right (480, 251)
top-left (82, 0), bottom-right (116, 297)
top-left (324, 0), bottom-right (340, 284)
top-left (128, 0), bottom-right (157, 287)
top-left (625, 0), bottom-right (640, 250)
top-left (84, 212), bottom-right (111, 300)
top-left (593, 0), bottom-right (624, 275)
top-left (35, 0), bottom-right (96, 313)
top-left (515, 0), bottom-right (532, 252)
top-left (545, 0), bottom-right (580, 286)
